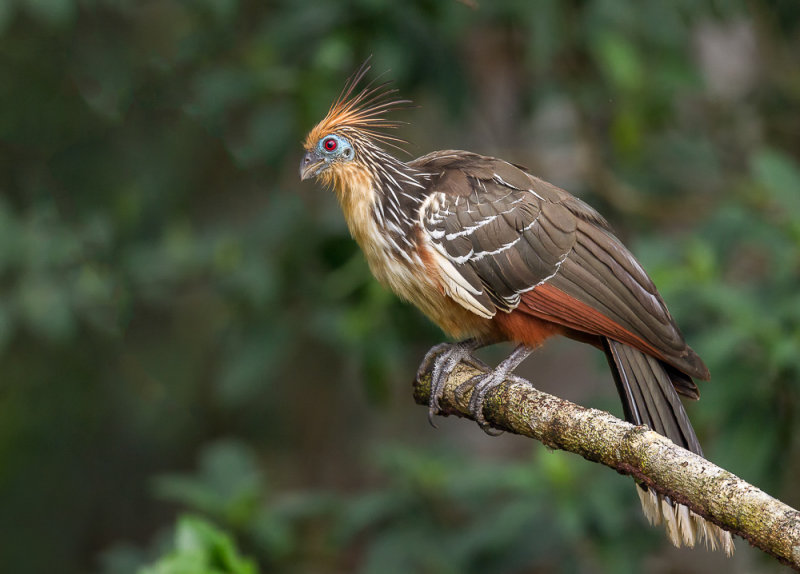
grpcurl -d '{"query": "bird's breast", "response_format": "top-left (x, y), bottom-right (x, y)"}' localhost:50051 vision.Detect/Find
top-left (334, 174), bottom-right (492, 339)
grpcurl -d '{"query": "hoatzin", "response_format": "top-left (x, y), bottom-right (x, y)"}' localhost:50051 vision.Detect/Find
top-left (300, 63), bottom-right (733, 554)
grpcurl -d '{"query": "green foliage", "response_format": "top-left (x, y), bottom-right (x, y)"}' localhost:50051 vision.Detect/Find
top-left (0, 1), bottom-right (798, 573)
top-left (138, 516), bottom-right (258, 574)
top-left (154, 441), bottom-right (264, 527)
top-left (103, 440), bottom-right (653, 574)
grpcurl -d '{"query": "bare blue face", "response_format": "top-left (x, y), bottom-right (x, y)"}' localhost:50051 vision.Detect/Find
top-left (300, 133), bottom-right (354, 180)
top-left (317, 134), bottom-right (354, 160)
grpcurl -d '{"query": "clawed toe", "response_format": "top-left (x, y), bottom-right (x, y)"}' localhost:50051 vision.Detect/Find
top-left (419, 339), bottom-right (482, 425)
top-left (465, 372), bottom-right (507, 434)
top-left (416, 342), bottom-right (453, 383)
top-left (463, 370), bottom-right (530, 435)
top-left (419, 342), bottom-right (535, 434)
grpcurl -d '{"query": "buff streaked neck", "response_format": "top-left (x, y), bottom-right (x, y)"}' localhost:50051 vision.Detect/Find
top-left (319, 161), bottom-right (379, 247)
top-left (319, 143), bottom-right (424, 244)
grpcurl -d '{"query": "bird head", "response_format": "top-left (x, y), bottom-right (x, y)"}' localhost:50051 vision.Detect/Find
top-left (300, 61), bottom-right (410, 191)
top-left (299, 131), bottom-right (356, 183)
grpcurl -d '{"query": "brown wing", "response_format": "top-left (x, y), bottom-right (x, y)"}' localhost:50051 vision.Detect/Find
top-left (413, 150), bottom-right (709, 381)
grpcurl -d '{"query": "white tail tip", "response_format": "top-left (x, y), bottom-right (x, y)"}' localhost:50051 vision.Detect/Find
top-left (636, 487), bottom-right (734, 556)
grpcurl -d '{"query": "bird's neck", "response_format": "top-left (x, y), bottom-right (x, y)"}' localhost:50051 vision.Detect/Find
top-left (330, 147), bottom-right (427, 277)
top-left (332, 148), bottom-right (423, 243)
top-left (366, 148), bottom-right (426, 233)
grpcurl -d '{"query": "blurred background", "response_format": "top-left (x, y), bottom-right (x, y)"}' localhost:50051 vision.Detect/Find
top-left (1, 0), bottom-right (799, 572)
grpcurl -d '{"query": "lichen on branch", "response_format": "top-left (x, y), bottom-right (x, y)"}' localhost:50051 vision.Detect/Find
top-left (413, 356), bottom-right (800, 570)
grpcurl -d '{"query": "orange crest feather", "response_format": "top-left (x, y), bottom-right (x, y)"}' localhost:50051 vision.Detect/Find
top-left (304, 59), bottom-right (412, 152)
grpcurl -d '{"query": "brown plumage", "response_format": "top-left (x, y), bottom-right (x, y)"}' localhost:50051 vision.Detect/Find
top-left (300, 62), bottom-right (733, 554)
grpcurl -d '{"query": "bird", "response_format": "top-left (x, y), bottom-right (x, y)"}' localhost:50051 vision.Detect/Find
top-left (299, 61), bottom-right (733, 555)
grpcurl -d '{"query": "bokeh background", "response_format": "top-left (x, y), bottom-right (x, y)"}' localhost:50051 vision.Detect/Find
top-left (1, 1), bottom-right (799, 572)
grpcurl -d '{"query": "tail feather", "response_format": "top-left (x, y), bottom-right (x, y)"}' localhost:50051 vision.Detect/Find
top-left (605, 338), bottom-right (734, 555)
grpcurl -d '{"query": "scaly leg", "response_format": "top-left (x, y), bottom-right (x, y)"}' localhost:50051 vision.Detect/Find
top-left (417, 339), bottom-right (489, 426)
top-left (464, 344), bottom-right (535, 432)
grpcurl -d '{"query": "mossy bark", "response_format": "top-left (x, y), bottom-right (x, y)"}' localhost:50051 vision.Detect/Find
top-left (413, 358), bottom-right (800, 570)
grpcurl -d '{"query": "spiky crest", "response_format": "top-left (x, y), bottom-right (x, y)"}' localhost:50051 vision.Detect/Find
top-left (304, 58), bottom-right (412, 153)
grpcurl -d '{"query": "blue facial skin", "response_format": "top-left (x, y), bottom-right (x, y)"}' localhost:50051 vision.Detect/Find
top-left (318, 134), bottom-right (354, 162)
top-left (299, 134), bottom-right (354, 180)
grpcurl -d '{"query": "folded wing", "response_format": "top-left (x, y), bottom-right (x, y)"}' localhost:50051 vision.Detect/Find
top-left (414, 150), bottom-right (709, 383)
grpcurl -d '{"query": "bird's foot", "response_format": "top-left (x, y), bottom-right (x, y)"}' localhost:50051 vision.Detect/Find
top-left (455, 370), bottom-right (528, 435)
top-left (417, 339), bottom-right (487, 426)
top-left (456, 344), bottom-right (535, 434)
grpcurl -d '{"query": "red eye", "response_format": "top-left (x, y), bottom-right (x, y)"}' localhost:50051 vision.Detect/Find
top-left (323, 138), bottom-right (337, 151)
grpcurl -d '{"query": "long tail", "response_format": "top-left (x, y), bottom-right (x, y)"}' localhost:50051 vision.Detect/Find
top-left (603, 338), bottom-right (734, 555)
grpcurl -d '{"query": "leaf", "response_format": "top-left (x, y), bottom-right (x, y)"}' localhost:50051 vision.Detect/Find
top-left (138, 515), bottom-right (258, 574)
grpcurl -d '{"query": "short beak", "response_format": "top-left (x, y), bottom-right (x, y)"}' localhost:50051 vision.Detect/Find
top-left (299, 150), bottom-right (325, 181)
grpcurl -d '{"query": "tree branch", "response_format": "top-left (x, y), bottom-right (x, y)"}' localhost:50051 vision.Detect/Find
top-left (413, 356), bottom-right (800, 570)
